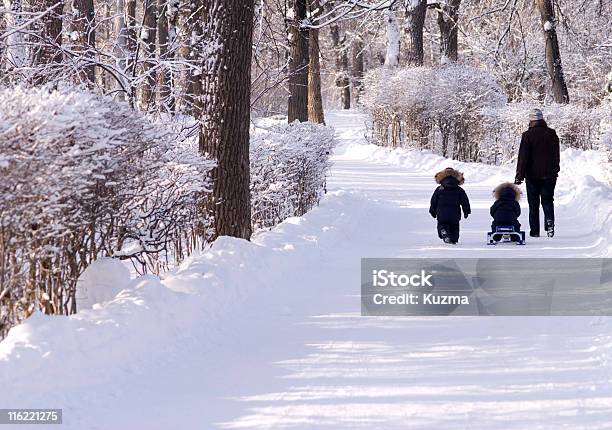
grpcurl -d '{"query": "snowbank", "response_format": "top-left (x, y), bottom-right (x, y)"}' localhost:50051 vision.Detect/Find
top-left (76, 258), bottom-right (132, 310)
top-left (0, 189), bottom-right (372, 410)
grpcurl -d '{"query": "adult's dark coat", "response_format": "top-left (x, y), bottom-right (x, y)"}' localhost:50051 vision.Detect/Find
top-left (515, 121), bottom-right (560, 182)
top-left (429, 168), bottom-right (471, 223)
top-left (490, 182), bottom-right (521, 230)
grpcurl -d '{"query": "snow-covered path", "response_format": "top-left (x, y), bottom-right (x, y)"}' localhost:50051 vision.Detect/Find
top-left (1, 111), bottom-right (611, 429)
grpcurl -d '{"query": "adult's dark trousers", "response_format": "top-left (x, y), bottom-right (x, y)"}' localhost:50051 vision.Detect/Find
top-left (525, 177), bottom-right (557, 235)
top-left (437, 222), bottom-right (460, 243)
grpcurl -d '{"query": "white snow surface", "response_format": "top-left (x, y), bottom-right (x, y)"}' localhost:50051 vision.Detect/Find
top-left (1, 111), bottom-right (611, 429)
top-left (76, 258), bottom-right (132, 310)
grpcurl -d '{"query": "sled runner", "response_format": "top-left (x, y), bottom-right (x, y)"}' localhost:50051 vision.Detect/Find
top-left (487, 226), bottom-right (526, 245)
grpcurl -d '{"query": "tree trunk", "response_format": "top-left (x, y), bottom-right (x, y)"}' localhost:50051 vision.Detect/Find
top-left (536, 0), bottom-right (570, 104)
top-left (114, 0), bottom-right (128, 100)
top-left (3, 0), bottom-right (27, 68)
top-left (139, 0), bottom-right (157, 110)
top-left (69, 0), bottom-right (96, 83)
top-left (384, 5), bottom-right (400, 67)
top-left (404, 0), bottom-right (427, 66)
top-left (166, 0), bottom-right (179, 111)
top-left (27, 0), bottom-right (63, 85)
top-left (199, 0), bottom-right (254, 240)
top-left (339, 47), bottom-right (350, 109)
top-left (125, 0), bottom-right (137, 103)
top-left (329, 16), bottom-right (350, 109)
top-left (177, 0), bottom-right (202, 116)
top-left (288, 0), bottom-right (309, 123)
top-left (97, 0), bottom-right (111, 90)
top-left (436, 0), bottom-right (460, 62)
top-left (157, 0), bottom-right (173, 111)
top-left (351, 38), bottom-right (364, 103)
top-left (307, 0), bottom-right (324, 124)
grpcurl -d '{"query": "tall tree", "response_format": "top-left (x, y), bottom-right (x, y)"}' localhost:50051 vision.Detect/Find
top-left (200, 0), bottom-right (254, 240)
top-left (139, 0), bottom-right (157, 109)
top-left (308, 0), bottom-right (325, 124)
top-left (113, 0), bottom-right (129, 100)
top-left (177, 0), bottom-right (202, 116)
top-left (536, 0), bottom-right (569, 103)
top-left (288, 0), bottom-right (309, 122)
top-left (384, 4), bottom-right (400, 67)
top-left (404, 0), bottom-right (427, 66)
top-left (329, 14), bottom-right (350, 109)
top-left (3, 0), bottom-right (27, 68)
top-left (157, 0), bottom-right (173, 111)
top-left (338, 40), bottom-right (350, 109)
top-left (351, 37), bottom-right (364, 103)
top-left (68, 0), bottom-right (96, 83)
top-left (125, 0), bottom-right (137, 103)
top-left (436, 0), bottom-right (461, 62)
top-left (27, 0), bottom-right (63, 84)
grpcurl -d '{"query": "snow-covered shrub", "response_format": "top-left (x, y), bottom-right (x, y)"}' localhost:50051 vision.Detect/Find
top-left (601, 132), bottom-right (612, 185)
top-left (250, 121), bottom-right (335, 229)
top-left (363, 65), bottom-right (610, 164)
top-left (599, 113), bottom-right (612, 178)
top-left (0, 86), bottom-right (214, 336)
top-left (481, 103), bottom-right (611, 164)
top-left (362, 64), bottom-right (506, 161)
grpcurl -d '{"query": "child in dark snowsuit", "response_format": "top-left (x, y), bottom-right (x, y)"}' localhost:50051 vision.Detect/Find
top-left (490, 182), bottom-right (522, 236)
top-left (429, 168), bottom-right (471, 244)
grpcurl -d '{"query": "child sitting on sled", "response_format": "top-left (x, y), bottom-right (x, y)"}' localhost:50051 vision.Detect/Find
top-left (429, 168), bottom-right (471, 244)
top-left (490, 182), bottom-right (522, 238)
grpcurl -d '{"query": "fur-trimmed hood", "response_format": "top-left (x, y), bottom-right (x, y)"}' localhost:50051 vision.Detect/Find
top-left (493, 182), bottom-right (521, 201)
top-left (435, 167), bottom-right (465, 185)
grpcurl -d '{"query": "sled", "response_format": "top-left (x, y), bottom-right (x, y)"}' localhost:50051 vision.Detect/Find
top-left (487, 226), bottom-right (526, 246)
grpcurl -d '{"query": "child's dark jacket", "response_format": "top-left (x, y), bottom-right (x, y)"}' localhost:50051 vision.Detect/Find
top-left (429, 168), bottom-right (471, 223)
top-left (490, 182), bottom-right (521, 226)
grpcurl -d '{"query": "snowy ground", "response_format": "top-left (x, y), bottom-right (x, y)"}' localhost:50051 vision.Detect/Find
top-left (1, 111), bottom-right (611, 429)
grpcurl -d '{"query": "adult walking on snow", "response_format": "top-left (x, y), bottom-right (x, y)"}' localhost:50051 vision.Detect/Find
top-left (514, 108), bottom-right (560, 238)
